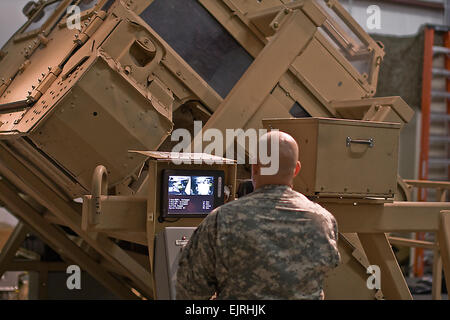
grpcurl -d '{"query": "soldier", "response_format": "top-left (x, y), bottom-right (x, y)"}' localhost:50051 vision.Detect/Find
top-left (176, 131), bottom-right (341, 299)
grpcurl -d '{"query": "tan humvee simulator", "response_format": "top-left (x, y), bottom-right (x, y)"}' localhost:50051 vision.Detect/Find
top-left (0, 0), bottom-right (449, 300)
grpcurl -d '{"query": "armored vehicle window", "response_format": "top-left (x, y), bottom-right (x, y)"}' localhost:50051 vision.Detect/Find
top-left (140, 0), bottom-right (253, 98)
top-left (23, 0), bottom-right (63, 34)
top-left (316, 0), bottom-right (373, 78)
top-left (77, 0), bottom-right (99, 12)
top-left (101, 0), bottom-right (115, 11)
top-left (289, 102), bottom-right (311, 118)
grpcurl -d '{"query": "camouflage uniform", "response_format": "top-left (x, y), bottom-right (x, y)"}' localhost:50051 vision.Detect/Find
top-left (176, 184), bottom-right (340, 300)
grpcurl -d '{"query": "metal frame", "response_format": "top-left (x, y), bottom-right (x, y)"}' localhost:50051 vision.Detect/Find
top-left (400, 179), bottom-right (450, 299)
top-left (0, 180), bottom-right (140, 299)
top-left (0, 223), bottom-right (29, 279)
top-left (81, 153), bottom-right (237, 299)
top-left (6, 261), bottom-right (68, 299)
top-left (0, 141), bottom-right (154, 299)
top-left (321, 200), bottom-right (450, 299)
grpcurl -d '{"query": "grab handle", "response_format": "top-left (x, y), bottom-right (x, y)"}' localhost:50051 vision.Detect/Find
top-left (346, 137), bottom-right (374, 148)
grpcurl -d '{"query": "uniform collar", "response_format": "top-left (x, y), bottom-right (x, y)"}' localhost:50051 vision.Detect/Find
top-left (254, 184), bottom-right (292, 193)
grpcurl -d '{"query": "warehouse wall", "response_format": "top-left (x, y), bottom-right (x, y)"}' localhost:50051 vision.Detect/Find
top-left (0, 0), bottom-right (29, 48)
top-left (341, 0), bottom-right (445, 36)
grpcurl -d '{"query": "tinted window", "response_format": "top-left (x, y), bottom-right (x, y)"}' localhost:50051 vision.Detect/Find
top-left (23, 1), bottom-right (63, 33)
top-left (101, 0), bottom-right (115, 11)
top-left (78, 0), bottom-right (98, 12)
top-left (140, 0), bottom-right (253, 98)
top-left (290, 102), bottom-right (311, 118)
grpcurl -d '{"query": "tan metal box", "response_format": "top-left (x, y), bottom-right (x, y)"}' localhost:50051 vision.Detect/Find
top-left (262, 118), bottom-right (401, 198)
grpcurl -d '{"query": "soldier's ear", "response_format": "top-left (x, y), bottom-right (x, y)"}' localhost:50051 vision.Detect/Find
top-left (293, 161), bottom-right (301, 177)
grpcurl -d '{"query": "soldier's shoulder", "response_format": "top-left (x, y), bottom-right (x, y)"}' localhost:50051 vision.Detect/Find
top-left (289, 189), bottom-right (337, 221)
top-left (211, 192), bottom-right (263, 222)
top-left (216, 193), bottom-right (258, 213)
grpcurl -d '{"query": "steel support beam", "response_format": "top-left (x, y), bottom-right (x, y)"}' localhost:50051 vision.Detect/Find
top-left (322, 201), bottom-right (450, 233)
top-left (0, 179), bottom-right (138, 299)
top-left (358, 233), bottom-right (412, 300)
top-left (0, 142), bottom-right (153, 298)
top-left (432, 247), bottom-right (443, 300)
top-left (438, 210), bottom-right (450, 295)
top-left (0, 222), bottom-right (28, 278)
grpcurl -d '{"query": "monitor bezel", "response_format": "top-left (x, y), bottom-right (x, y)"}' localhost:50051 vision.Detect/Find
top-left (160, 169), bottom-right (225, 219)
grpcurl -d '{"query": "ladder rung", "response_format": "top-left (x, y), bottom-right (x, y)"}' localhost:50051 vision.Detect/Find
top-left (430, 113), bottom-right (450, 121)
top-left (433, 46), bottom-right (450, 56)
top-left (432, 91), bottom-right (450, 99)
top-left (429, 158), bottom-right (450, 166)
top-left (429, 135), bottom-right (450, 143)
top-left (432, 68), bottom-right (450, 78)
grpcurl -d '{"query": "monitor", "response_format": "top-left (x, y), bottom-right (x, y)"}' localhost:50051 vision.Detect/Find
top-left (160, 169), bottom-right (225, 218)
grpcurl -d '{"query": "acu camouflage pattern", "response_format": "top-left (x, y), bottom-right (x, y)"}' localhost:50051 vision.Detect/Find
top-left (176, 184), bottom-right (341, 300)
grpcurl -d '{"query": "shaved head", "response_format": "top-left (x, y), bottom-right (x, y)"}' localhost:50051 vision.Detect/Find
top-left (252, 131), bottom-right (301, 190)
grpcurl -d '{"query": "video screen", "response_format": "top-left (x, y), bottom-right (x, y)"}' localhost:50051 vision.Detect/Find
top-left (167, 176), bottom-right (215, 214)
top-left (161, 169), bottom-right (225, 218)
